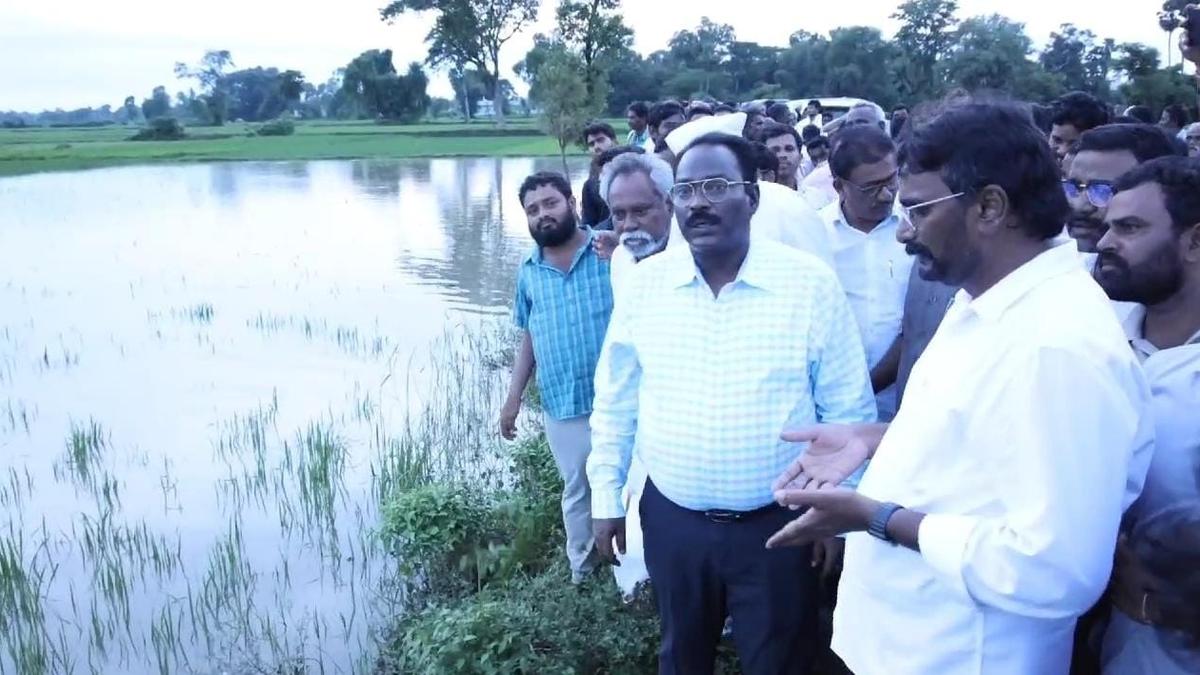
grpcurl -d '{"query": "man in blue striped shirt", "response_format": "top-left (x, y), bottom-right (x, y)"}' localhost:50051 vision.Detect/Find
top-left (588, 133), bottom-right (875, 673)
top-left (500, 172), bottom-right (613, 584)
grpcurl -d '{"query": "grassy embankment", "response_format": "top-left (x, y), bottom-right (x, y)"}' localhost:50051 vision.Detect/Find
top-left (0, 118), bottom-right (618, 177)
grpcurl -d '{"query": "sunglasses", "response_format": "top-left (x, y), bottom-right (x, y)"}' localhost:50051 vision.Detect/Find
top-left (1061, 179), bottom-right (1114, 208)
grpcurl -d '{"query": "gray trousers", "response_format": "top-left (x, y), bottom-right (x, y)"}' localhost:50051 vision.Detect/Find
top-left (543, 413), bottom-right (595, 576)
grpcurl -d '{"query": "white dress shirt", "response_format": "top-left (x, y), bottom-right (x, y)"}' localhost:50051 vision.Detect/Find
top-left (834, 242), bottom-right (1155, 675)
top-left (821, 202), bottom-right (912, 420)
top-left (588, 239), bottom-right (876, 518)
top-left (1101, 306), bottom-right (1200, 675)
top-left (800, 163), bottom-right (838, 211)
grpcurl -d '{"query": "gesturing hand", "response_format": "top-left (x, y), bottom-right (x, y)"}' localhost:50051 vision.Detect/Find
top-left (765, 488), bottom-right (877, 549)
top-left (773, 424), bottom-right (871, 495)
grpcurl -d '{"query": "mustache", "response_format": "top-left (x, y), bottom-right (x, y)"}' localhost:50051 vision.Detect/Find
top-left (619, 231), bottom-right (653, 245)
top-left (905, 243), bottom-right (931, 258)
top-left (684, 213), bottom-right (720, 228)
top-left (1095, 252), bottom-right (1128, 272)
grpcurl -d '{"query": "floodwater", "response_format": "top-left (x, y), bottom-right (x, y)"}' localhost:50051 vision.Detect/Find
top-left (0, 157), bottom-right (588, 674)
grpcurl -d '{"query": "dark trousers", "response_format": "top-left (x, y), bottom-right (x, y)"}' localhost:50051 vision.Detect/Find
top-left (641, 479), bottom-right (818, 675)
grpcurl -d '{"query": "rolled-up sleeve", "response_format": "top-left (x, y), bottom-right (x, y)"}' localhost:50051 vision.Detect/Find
top-left (919, 345), bottom-right (1151, 618)
top-left (587, 294), bottom-right (641, 519)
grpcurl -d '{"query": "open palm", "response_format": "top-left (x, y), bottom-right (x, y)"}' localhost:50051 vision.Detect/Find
top-left (773, 424), bottom-right (871, 492)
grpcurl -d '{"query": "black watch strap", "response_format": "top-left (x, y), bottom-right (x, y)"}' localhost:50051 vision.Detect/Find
top-left (868, 502), bottom-right (904, 543)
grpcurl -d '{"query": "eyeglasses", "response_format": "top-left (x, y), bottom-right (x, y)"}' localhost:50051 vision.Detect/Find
top-left (669, 178), bottom-right (752, 204)
top-left (899, 192), bottom-right (966, 227)
top-left (1061, 179), bottom-right (1114, 208)
top-left (843, 173), bottom-right (900, 200)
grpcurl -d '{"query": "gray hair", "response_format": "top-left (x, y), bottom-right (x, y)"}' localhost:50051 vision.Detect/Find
top-left (599, 152), bottom-right (674, 206)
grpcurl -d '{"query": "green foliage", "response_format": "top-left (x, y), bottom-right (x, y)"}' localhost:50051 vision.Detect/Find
top-left (535, 50), bottom-right (601, 171)
top-left (140, 86), bottom-right (173, 121)
top-left (1120, 67), bottom-right (1198, 115)
top-left (891, 0), bottom-right (959, 101)
top-left (383, 572), bottom-right (662, 675)
top-left (941, 15), bottom-right (1063, 101)
top-left (129, 117), bottom-right (185, 141)
top-left (556, 0), bottom-right (633, 101)
top-left (380, 0), bottom-right (541, 125)
top-left (256, 118), bottom-right (296, 137)
top-left (342, 50), bottom-right (430, 122)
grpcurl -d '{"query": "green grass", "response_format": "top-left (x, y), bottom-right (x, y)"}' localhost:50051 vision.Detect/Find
top-left (0, 118), bottom-right (615, 177)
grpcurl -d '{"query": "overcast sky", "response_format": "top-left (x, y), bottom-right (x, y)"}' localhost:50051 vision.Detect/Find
top-left (0, 0), bottom-right (1180, 111)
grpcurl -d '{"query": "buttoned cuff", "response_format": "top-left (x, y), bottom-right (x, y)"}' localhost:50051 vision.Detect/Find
top-left (919, 513), bottom-right (978, 603)
top-left (591, 488), bottom-right (627, 520)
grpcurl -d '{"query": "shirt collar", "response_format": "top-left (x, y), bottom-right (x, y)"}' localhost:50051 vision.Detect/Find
top-left (963, 241), bottom-right (1081, 322)
top-left (827, 202), bottom-right (901, 235)
top-left (1122, 303), bottom-right (1200, 358)
top-left (527, 228), bottom-right (594, 271)
top-left (664, 235), bottom-right (780, 292)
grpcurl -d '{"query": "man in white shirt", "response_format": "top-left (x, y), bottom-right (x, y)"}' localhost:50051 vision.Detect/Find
top-left (820, 124), bottom-right (910, 421)
top-left (1093, 156), bottom-right (1200, 675)
top-left (588, 132), bottom-right (876, 674)
top-left (801, 105), bottom-right (887, 211)
top-left (763, 103), bottom-right (1155, 675)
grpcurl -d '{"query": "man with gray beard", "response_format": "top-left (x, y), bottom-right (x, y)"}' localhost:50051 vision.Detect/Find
top-left (599, 152), bottom-right (683, 307)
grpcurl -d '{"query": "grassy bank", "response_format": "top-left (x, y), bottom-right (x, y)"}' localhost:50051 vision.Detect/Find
top-left (0, 119), bottom-right (591, 177)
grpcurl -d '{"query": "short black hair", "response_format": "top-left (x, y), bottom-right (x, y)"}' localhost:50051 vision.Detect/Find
top-left (582, 121), bottom-right (616, 143)
top-left (899, 103), bottom-right (1068, 240)
top-left (1076, 124), bottom-right (1183, 163)
top-left (1124, 105), bottom-right (1154, 124)
top-left (595, 144), bottom-right (645, 171)
top-left (1113, 156), bottom-right (1200, 233)
top-left (713, 103), bottom-right (735, 114)
top-left (1030, 103), bottom-right (1054, 133)
top-left (1163, 104), bottom-right (1191, 129)
top-left (805, 136), bottom-right (830, 151)
top-left (687, 102), bottom-right (714, 120)
top-left (751, 141), bottom-right (779, 174)
top-left (677, 132), bottom-right (759, 183)
top-left (648, 101), bottom-right (685, 129)
top-left (1112, 115), bottom-right (1141, 124)
top-left (805, 99), bottom-right (823, 112)
top-left (627, 102), bottom-right (648, 118)
top-left (829, 125), bottom-right (895, 180)
top-left (800, 124), bottom-right (822, 142)
top-left (1051, 91), bottom-right (1110, 133)
top-left (758, 122), bottom-right (802, 147)
top-left (518, 171), bottom-right (572, 205)
top-left (893, 104), bottom-right (909, 113)
top-left (765, 102), bottom-right (793, 124)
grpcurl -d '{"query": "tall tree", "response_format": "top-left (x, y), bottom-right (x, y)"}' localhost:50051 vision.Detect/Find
top-left (174, 50), bottom-right (235, 125)
top-left (555, 0), bottom-right (633, 101)
top-left (826, 27), bottom-right (901, 109)
top-left (777, 31), bottom-right (831, 98)
top-left (665, 17), bottom-right (736, 96)
top-left (891, 0), bottom-right (959, 102)
top-left (141, 86), bottom-right (172, 120)
top-left (342, 49), bottom-right (430, 121)
top-left (380, 0), bottom-right (540, 126)
top-left (942, 15), bottom-right (1063, 101)
top-left (535, 50), bottom-right (595, 173)
top-left (1040, 24), bottom-right (1113, 99)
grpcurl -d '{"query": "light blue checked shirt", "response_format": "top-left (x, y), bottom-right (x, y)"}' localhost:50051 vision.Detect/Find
top-left (514, 230), bottom-right (613, 421)
top-left (587, 238), bottom-right (876, 518)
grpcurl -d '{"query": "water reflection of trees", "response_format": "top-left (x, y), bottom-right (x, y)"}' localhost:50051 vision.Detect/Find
top-left (208, 162), bottom-right (313, 202)
top-left (394, 157), bottom-right (591, 312)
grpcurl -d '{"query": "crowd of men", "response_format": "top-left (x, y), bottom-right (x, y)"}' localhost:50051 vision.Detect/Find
top-left (498, 38), bottom-right (1200, 675)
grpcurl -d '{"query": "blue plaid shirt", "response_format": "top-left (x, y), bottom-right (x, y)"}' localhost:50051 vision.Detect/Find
top-left (514, 230), bottom-right (613, 421)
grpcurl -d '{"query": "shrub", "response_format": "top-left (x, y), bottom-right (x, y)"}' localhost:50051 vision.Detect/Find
top-left (129, 117), bottom-right (186, 141)
top-left (256, 118), bottom-right (296, 136)
top-left (381, 571), bottom-right (662, 675)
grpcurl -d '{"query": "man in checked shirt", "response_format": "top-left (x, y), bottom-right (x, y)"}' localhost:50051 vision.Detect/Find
top-left (587, 132), bottom-right (875, 675)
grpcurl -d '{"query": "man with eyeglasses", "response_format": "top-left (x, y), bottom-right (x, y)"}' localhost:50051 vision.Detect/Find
top-left (820, 125), bottom-right (909, 424)
top-left (763, 104), bottom-right (1153, 675)
top-left (588, 132), bottom-right (875, 674)
top-left (1064, 124), bottom-right (1181, 255)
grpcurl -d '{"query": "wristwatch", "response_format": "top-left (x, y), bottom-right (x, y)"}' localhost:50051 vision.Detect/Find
top-left (867, 502), bottom-right (904, 544)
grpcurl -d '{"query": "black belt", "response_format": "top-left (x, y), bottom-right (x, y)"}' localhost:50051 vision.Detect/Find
top-left (701, 503), bottom-right (780, 524)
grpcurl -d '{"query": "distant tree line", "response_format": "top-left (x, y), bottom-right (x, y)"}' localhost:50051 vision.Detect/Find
top-left (1, 0), bottom-right (1195, 129)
